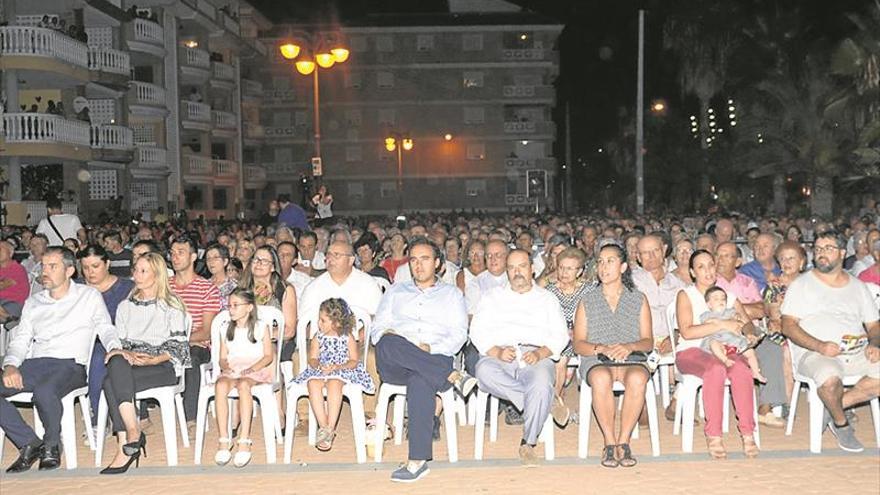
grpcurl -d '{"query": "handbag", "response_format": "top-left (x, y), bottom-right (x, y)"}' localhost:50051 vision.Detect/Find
top-left (597, 350), bottom-right (649, 365)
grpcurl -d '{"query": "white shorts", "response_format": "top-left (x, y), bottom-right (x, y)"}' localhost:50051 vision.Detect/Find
top-left (797, 350), bottom-right (880, 387)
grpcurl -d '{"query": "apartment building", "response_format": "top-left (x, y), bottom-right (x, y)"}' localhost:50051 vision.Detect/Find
top-left (0, 0), bottom-right (269, 222)
top-left (259, 5), bottom-right (563, 214)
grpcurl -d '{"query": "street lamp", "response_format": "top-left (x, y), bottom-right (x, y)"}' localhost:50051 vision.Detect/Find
top-left (278, 34), bottom-right (349, 179)
top-left (385, 133), bottom-right (413, 213)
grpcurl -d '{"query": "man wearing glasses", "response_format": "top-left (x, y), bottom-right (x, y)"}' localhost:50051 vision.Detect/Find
top-left (782, 230), bottom-right (880, 453)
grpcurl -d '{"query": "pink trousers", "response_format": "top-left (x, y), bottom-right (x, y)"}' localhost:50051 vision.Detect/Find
top-left (676, 348), bottom-right (756, 437)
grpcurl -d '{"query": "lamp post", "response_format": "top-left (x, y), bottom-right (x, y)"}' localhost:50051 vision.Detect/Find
top-left (385, 133), bottom-right (413, 213)
top-left (279, 35), bottom-right (349, 179)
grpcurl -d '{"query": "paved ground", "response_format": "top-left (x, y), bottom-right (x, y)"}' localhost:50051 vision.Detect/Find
top-left (1, 387), bottom-right (878, 494)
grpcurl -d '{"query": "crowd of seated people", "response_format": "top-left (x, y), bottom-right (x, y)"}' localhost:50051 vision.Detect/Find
top-left (0, 197), bottom-right (878, 481)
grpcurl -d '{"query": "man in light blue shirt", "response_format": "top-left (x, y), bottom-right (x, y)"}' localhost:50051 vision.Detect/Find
top-left (371, 237), bottom-right (468, 483)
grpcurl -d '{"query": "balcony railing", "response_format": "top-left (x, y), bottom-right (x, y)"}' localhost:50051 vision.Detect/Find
top-left (195, 0), bottom-right (216, 20)
top-left (180, 46), bottom-right (210, 69)
top-left (131, 18), bottom-right (164, 46)
top-left (501, 48), bottom-right (544, 60)
top-left (180, 100), bottom-right (211, 122)
top-left (244, 165), bottom-right (267, 182)
top-left (129, 81), bottom-right (166, 106)
top-left (242, 79), bottom-right (263, 95)
top-left (90, 124), bottom-right (134, 150)
top-left (88, 46), bottom-right (131, 75)
top-left (212, 110), bottom-right (237, 129)
top-left (503, 121), bottom-right (537, 133)
top-left (0, 26), bottom-right (89, 68)
top-left (212, 61), bottom-right (234, 81)
top-left (2, 113), bottom-right (90, 146)
top-left (221, 13), bottom-right (240, 35)
top-left (184, 154), bottom-right (212, 175)
top-left (136, 146), bottom-right (168, 168)
top-left (213, 159), bottom-right (237, 176)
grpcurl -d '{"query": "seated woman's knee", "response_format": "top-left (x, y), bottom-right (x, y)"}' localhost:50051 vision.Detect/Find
top-left (624, 366), bottom-right (649, 387)
top-left (588, 367), bottom-right (613, 387)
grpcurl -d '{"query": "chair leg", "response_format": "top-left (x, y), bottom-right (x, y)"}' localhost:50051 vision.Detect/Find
top-left (645, 386), bottom-right (661, 457)
top-left (785, 382), bottom-right (801, 436)
top-left (158, 395), bottom-right (179, 466)
top-left (722, 387), bottom-right (730, 434)
top-left (79, 395), bottom-right (95, 451)
top-left (455, 395), bottom-right (468, 427)
top-left (257, 392), bottom-right (277, 464)
top-left (467, 395), bottom-right (477, 426)
top-left (681, 383), bottom-right (698, 453)
top-left (489, 396), bottom-right (499, 442)
top-left (373, 387), bottom-right (392, 463)
top-left (282, 388), bottom-right (297, 464)
top-left (95, 393), bottom-right (107, 467)
top-left (870, 397), bottom-right (880, 448)
top-left (539, 415), bottom-right (554, 461)
top-left (473, 391), bottom-right (488, 460)
top-left (348, 391), bottom-right (367, 464)
top-left (752, 389), bottom-right (761, 449)
top-left (577, 380), bottom-right (591, 459)
top-left (60, 396), bottom-right (78, 470)
top-left (660, 365), bottom-right (671, 409)
top-left (673, 387), bottom-right (683, 436)
top-left (440, 392), bottom-right (458, 463)
top-left (0, 428), bottom-right (6, 466)
top-left (194, 389), bottom-right (212, 465)
top-left (807, 385), bottom-right (823, 454)
top-left (393, 396), bottom-right (405, 446)
top-left (176, 394), bottom-right (189, 448)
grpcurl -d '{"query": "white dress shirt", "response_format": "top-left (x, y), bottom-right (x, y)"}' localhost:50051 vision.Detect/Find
top-left (3, 282), bottom-right (121, 368)
top-left (370, 279), bottom-right (468, 357)
top-left (464, 270), bottom-right (508, 314)
top-left (286, 269), bottom-right (314, 305)
top-left (296, 268), bottom-right (382, 337)
top-left (469, 284), bottom-right (569, 360)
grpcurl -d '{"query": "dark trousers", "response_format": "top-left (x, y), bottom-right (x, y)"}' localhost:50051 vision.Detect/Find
top-left (89, 341), bottom-right (107, 424)
top-left (103, 356), bottom-right (177, 433)
top-left (462, 342), bottom-right (480, 376)
top-left (0, 358), bottom-right (86, 449)
top-left (375, 335), bottom-right (453, 461)
top-left (183, 345), bottom-right (210, 421)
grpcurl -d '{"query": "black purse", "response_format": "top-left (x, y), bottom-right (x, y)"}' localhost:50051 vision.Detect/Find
top-left (597, 351), bottom-right (649, 365)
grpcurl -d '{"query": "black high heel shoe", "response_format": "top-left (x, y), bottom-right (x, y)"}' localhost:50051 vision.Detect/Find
top-left (100, 433), bottom-right (146, 475)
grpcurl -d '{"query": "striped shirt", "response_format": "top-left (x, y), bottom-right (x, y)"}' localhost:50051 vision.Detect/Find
top-left (170, 275), bottom-right (221, 335)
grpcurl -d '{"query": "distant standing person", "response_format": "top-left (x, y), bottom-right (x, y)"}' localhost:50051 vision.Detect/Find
top-left (277, 194), bottom-right (309, 232)
top-left (35, 197), bottom-right (84, 247)
top-left (311, 185), bottom-right (334, 227)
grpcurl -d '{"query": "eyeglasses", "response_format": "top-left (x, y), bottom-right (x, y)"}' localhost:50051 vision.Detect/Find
top-left (813, 245), bottom-right (841, 254)
top-left (486, 253), bottom-right (507, 260)
top-left (252, 257), bottom-right (273, 266)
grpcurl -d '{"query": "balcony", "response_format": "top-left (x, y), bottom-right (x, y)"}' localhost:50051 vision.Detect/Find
top-left (184, 154), bottom-right (212, 176)
top-left (90, 124), bottom-right (134, 150)
top-left (501, 48), bottom-right (545, 61)
top-left (505, 157), bottom-right (557, 169)
top-left (221, 12), bottom-right (240, 36)
top-left (212, 61), bottom-right (234, 80)
top-left (242, 79), bottom-right (263, 97)
top-left (179, 46), bottom-right (210, 84)
top-left (503, 121), bottom-right (556, 136)
top-left (180, 100), bottom-right (211, 130)
top-left (502, 85), bottom-right (554, 100)
top-left (243, 165), bottom-right (268, 189)
top-left (0, 26), bottom-right (90, 82)
top-left (211, 110), bottom-right (237, 136)
top-left (1, 113), bottom-right (91, 160)
top-left (127, 18), bottom-right (165, 57)
top-left (131, 146), bottom-right (170, 179)
top-left (88, 46), bottom-right (131, 77)
top-left (213, 159), bottom-right (238, 176)
top-left (128, 81), bottom-right (168, 119)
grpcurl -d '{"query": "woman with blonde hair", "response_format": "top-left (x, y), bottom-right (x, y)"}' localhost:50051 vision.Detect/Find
top-left (100, 253), bottom-right (191, 474)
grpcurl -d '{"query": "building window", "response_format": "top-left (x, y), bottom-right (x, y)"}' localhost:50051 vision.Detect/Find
top-left (350, 36), bottom-right (367, 52)
top-left (465, 179), bottom-right (487, 197)
top-left (344, 109), bottom-right (362, 126)
top-left (463, 71), bottom-right (484, 88)
top-left (376, 35), bottom-right (394, 52)
top-left (132, 124), bottom-right (155, 144)
top-left (463, 33), bottom-right (483, 51)
top-left (345, 145), bottom-right (362, 162)
top-left (416, 34), bottom-right (434, 52)
top-left (344, 72), bottom-right (362, 89)
top-left (377, 71), bottom-right (395, 89)
top-left (347, 182), bottom-right (364, 199)
top-left (464, 107), bottom-right (485, 124)
top-left (294, 111), bottom-right (308, 127)
top-left (380, 181), bottom-right (396, 198)
top-left (378, 108), bottom-right (396, 126)
top-left (466, 143), bottom-right (486, 160)
top-left (272, 112), bottom-right (291, 127)
top-left (213, 188), bottom-right (228, 210)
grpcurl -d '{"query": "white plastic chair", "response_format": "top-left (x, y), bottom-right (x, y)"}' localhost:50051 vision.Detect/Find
top-left (667, 303), bottom-right (761, 452)
top-left (95, 314), bottom-right (192, 467)
top-left (473, 389), bottom-right (554, 461)
top-left (0, 329), bottom-right (97, 470)
top-left (375, 384), bottom-right (460, 463)
top-left (193, 306), bottom-right (285, 464)
top-left (283, 309), bottom-right (372, 464)
top-left (578, 375), bottom-right (661, 458)
top-left (785, 367), bottom-right (880, 453)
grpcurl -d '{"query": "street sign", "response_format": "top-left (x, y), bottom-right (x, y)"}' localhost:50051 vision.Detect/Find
top-left (526, 169), bottom-right (547, 199)
top-left (311, 157), bottom-right (323, 176)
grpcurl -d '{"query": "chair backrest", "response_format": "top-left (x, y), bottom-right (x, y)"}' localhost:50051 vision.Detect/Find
top-left (665, 302), bottom-right (679, 357)
top-left (257, 304), bottom-right (285, 383)
top-left (209, 307), bottom-right (283, 382)
top-left (180, 312), bottom-right (193, 378)
top-left (295, 304), bottom-right (373, 371)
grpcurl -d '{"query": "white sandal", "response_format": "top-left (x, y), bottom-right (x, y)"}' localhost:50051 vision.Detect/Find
top-left (233, 438), bottom-right (253, 468)
top-left (214, 437), bottom-right (232, 466)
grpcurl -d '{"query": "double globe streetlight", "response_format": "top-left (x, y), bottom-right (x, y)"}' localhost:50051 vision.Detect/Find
top-left (384, 133), bottom-right (413, 214)
top-left (279, 35), bottom-right (349, 178)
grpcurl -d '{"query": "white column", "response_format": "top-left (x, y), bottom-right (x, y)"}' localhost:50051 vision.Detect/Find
top-left (163, 11), bottom-right (181, 209)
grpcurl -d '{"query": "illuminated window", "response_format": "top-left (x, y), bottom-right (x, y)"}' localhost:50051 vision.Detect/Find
top-left (463, 71), bottom-right (484, 88)
top-left (377, 71), bottom-right (395, 89)
top-left (466, 143), bottom-right (486, 160)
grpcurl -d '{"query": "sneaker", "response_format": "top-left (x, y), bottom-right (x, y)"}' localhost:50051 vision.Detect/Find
top-left (829, 422), bottom-right (864, 453)
top-left (551, 396), bottom-right (570, 427)
top-left (391, 461), bottom-right (430, 483)
top-left (757, 412), bottom-right (786, 428)
top-left (432, 416), bottom-right (442, 441)
top-left (504, 405), bottom-right (524, 426)
top-left (518, 444), bottom-right (539, 467)
top-left (450, 371), bottom-right (478, 398)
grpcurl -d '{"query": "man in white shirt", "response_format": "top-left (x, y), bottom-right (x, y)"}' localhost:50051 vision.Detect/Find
top-left (782, 230), bottom-right (880, 453)
top-left (465, 239), bottom-right (509, 315)
top-left (1, 247), bottom-right (120, 473)
top-left (370, 237), bottom-right (468, 482)
top-left (297, 241), bottom-right (382, 414)
top-left (35, 198), bottom-right (83, 247)
top-left (470, 249), bottom-right (569, 466)
top-left (295, 231), bottom-right (326, 272)
top-left (21, 234), bottom-right (48, 296)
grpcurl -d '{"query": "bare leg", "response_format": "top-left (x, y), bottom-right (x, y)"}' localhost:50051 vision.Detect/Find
top-left (741, 349), bottom-right (767, 383)
top-left (817, 377), bottom-right (846, 425)
top-left (842, 376), bottom-right (880, 411)
top-left (588, 367), bottom-right (617, 446)
top-left (614, 366), bottom-right (650, 444)
top-left (554, 357), bottom-right (569, 398)
top-left (709, 341), bottom-right (734, 367)
top-left (307, 379), bottom-right (329, 428)
top-left (215, 377), bottom-right (234, 445)
top-left (325, 379), bottom-right (345, 430)
top-left (237, 379), bottom-right (256, 454)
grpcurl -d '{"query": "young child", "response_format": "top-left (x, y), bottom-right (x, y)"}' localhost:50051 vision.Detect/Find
top-left (214, 288), bottom-right (274, 468)
top-left (292, 298), bottom-right (374, 451)
top-left (699, 286), bottom-right (767, 383)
